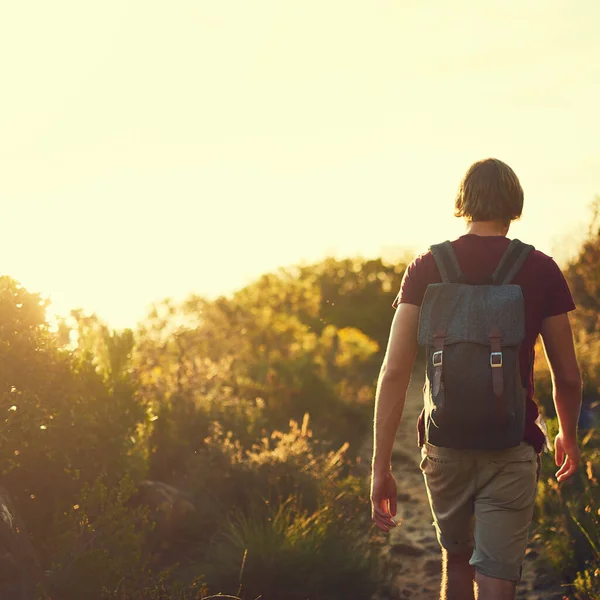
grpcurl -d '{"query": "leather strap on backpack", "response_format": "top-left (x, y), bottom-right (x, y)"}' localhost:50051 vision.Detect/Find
top-left (492, 239), bottom-right (535, 285)
top-left (430, 241), bottom-right (465, 284)
top-left (432, 330), bottom-right (446, 397)
top-left (489, 326), bottom-right (505, 422)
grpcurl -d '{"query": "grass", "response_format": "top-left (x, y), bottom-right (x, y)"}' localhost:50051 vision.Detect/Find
top-left (202, 498), bottom-right (377, 600)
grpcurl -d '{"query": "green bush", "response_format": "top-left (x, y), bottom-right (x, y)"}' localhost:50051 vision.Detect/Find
top-left (144, 414), bottom-right (372, 598)
top-left (0, 278), bottom-right (147, 565)
top-left (532, 421), bottom-right (600, 596)
top-left (532, 203), bottom-right (600, 595)
top-left (186, 413), bottom-right (365, 521)
top-left (2, 259), bottom-right (386, 598)
top-left (46, 476), bottom-right (153, 600)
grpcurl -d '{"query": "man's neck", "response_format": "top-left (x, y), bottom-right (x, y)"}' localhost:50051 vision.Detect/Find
top-left (465, 220), bottom-right (509, 237)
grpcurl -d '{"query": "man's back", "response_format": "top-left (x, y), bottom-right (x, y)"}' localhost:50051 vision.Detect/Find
top-left (395, 233), bottom-right (575, 452)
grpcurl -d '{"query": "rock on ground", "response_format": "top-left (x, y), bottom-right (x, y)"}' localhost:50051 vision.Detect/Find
top-left (0, 487), bottom-right (42, 600)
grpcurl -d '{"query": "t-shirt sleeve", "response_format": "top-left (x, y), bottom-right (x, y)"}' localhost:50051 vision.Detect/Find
top-left (543, 257), bottom-right (576, 319)
top-left (392, 255), bottom-right (432, 309)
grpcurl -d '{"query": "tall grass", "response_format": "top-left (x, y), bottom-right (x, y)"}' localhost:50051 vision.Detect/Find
top-left (204, 497), bottom-right (377, 600)
top-left (533, 424), bottom-right (600, 599)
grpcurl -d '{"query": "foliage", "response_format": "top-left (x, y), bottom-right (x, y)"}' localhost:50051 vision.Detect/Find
top-left (134, 269), bottom-right (382, 479)
top-left (196, 416), bottom-right (375, 600)
top-left (129, 258), bottom-right (394, 597)
top-left (206, 498), bottom-right (376, 600)
top-left (532, 199), bottom-right (600, 596)
top-left (46, 476), bottom-right (153, 600)
top-left (297, 257), bottom-right (405, 345)
top-left (564, 197), bottom-right (600, 334)
top-left (532, 431), bottom-right (600, 599)
top-left (0, 278), bottom-right (147, 557)
top-left (1, 254), bottom-right (399, 598)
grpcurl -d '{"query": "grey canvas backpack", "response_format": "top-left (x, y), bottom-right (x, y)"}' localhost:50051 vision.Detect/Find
top-left (417, 239), bottom-right (534, 450)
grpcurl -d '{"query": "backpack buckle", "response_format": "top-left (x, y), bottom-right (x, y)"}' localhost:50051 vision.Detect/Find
top-left (432, 350), bottom-right (443, 367)
top-left (490, 352), bottom-right (503, 368)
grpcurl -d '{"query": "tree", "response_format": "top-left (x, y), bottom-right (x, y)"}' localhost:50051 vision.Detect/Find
top-left (565, 197), bottom-right (600, 333)
top-left (0, 277), bottom-right (146, 560)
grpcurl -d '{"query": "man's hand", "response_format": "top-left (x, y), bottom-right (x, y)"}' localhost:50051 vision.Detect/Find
top-left (370, 470), bottom-right (398, 533)
top-left (554, 430), bottom-right (581, 482)
top-left (541, 313), bottom-right (582, 484)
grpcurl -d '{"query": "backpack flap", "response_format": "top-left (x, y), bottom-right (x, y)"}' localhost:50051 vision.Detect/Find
top-left (418, 283), bottom-right (525, 347)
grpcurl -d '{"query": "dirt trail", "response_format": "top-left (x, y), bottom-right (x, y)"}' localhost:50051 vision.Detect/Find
top-left (365, 370), bottom-right (552, 600)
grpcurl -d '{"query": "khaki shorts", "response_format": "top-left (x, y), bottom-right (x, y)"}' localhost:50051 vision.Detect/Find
top-left (420, 441), bottom-right (539, 582)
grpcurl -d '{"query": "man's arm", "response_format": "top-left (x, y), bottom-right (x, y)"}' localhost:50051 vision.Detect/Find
top-left (540, 313), bottom-right (583, 482)
top-left (371, 303), bottom-right (420, 474)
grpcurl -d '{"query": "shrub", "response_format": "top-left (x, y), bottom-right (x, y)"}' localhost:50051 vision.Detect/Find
top-left (2, 263), bottom-right (382, 598)
top-left (205, 497), bottom-right (377, 600)
top-left (532, 202), bottom-right (600, 594)
top-left (532, 421), bottom-right (600, 596)
top-left (46, 476), bottom-right (153, 600)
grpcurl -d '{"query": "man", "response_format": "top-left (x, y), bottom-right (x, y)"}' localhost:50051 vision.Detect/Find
top-left (370, 158), bottom-right (582, 600)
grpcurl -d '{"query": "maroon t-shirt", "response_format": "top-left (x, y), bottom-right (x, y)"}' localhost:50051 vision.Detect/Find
top-left (394, 234), bottom-right (576, 454)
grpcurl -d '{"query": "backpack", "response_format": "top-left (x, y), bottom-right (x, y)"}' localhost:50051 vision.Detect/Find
top-left (417, 238), bottom-right (534, 450)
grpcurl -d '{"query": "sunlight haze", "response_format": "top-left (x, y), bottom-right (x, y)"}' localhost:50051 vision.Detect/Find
top-left (1, 0), bottom-right (599, 328)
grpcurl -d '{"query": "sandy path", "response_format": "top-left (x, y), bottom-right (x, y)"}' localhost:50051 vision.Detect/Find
top-left (364, 370), bottom-right (553, 600)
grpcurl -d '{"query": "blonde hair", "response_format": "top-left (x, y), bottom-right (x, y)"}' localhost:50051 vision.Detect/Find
top-left (455, 158), bottom-right (524, 225)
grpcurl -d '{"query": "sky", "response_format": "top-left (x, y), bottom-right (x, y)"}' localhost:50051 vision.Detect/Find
top-left (1, 1), bottom-right (599, 329)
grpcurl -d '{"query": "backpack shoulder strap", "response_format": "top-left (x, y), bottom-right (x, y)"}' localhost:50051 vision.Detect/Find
top-left (430, 241), bottom-right (465, 284)
top-left (492, 239), bottom-right (535, 285)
